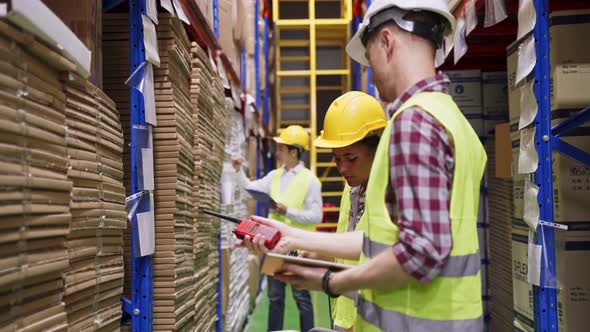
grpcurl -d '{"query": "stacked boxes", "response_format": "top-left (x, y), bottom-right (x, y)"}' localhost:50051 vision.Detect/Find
top-left (219, 97), bottom-right (251, 331)
top-left (0, 15), bottom-right (125, 331)
top-left (447, 69), bottom-right (485, 137)
top-left (63, 75), bottom-right (126, 331)
top-left (486, 133), bottom-right (515, 332)
top-left (151, 15), bottom-right (196, 331)
top-left (190, 42), bottom-right (227, 331)
top-left (507, 9), bottom-right (590, 331)
top-left (0, 20), bottom-right (71, 332)
top-left (101, 13), bottom-right (134, 310)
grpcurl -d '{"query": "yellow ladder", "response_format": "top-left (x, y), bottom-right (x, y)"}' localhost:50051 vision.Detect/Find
top-left (273, 0), bottom-right (351, 228)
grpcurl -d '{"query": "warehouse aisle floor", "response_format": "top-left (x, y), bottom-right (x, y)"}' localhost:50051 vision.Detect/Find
top-left (246, 278), bottom-right (332, 332)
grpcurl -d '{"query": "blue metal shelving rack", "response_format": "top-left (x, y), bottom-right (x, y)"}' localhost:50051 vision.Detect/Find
top-left (532, 1), bottom-right (590, 331)
top-left (121, 0), bottom-right (154, 331)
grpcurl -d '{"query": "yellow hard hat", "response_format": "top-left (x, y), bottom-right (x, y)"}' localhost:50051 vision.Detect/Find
top-left (273, 125), bottom-right (310, 150)
top-left (314, 91), bottom-right (387, 149)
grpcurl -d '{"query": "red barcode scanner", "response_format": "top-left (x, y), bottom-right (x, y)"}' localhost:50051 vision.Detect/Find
top-left (203, 210), bottom-right (281, 249)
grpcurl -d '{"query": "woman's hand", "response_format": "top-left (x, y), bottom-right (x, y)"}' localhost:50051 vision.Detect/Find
top-left (235, 216), bottom-right (301, 254)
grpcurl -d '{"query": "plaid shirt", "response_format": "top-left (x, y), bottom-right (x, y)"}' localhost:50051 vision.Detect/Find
top-left (384, 74), bottom-right (455, 283)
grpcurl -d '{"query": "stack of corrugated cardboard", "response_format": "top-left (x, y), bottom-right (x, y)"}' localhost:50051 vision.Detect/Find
top-left (101, 13), bottom-right (133, 309)
top-left (62, 74), bottom-right (126, 331)
top-left (0, 20), bottom-right (71, 332)
top-left (190, 42), bottom-right (212, 332)
top-left (190, 41), bottom-right (227, 332)
top-left (485, 133), bottom-right (514, 332)
top-left (151, 15), bottom-right (196, 331)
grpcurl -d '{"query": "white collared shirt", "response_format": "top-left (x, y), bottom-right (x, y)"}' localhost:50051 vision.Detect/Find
top-left (237, 161), bottom-right (323, 225)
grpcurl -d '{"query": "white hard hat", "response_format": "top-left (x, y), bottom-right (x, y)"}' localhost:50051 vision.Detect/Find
top-left (346, 0), bottom-right (456, 66)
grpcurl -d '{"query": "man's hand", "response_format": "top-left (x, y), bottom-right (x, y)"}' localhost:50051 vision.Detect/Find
top-left (274, 203), bottom-right (288, 215)
top-left (231, 157), bottom-right (243, 172)
top-left (273, 264), bottom-right (329, 292)
top-left (235, 216), bottom-right (300, 254)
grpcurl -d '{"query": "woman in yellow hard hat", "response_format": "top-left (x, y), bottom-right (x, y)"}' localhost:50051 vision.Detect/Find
top-left (233, 124), bottom-right (322, 332)
top-left (313, 91), bottom-right (387, 331)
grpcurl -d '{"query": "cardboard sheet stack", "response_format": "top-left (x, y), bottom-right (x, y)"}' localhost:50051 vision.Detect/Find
top-left (219, 98), bottom-right (251, 331)
top-left (0, 20), bottom-right (71, 332)
top-left (62, 74), bottom-right (126, 331)
top-left (150, 15), bottom-right (196, 331)
top-left (101, 13), bottom-right (133, 307)
top-left (190, 41), bottom-right (227, 332)
top-left (485, 135), bottom-right (514, 332)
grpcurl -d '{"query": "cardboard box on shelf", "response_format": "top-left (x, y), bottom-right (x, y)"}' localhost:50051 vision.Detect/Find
top-left (446, 70), bottom-right (482, 108)
top-left (247, 254), bottom-right (261, 308)
top-left (550, 10), bottom-right (590, 70)
top-left (234, 0), bottom-right (247, 48)
top-left (512, 225), bottom-right (590, 332)
top-left (42, 0), bottom-right (102, 88)
top-left (511, 123), bottom-right (590, 222)
top-left (495, 123), bottom-right (512, 179)
top-left (483, 71), bottom-right (509, 135)
top-left (218, 0), bottom-right (238, 67)
top-left (551, 64), bottom-right (590, 111)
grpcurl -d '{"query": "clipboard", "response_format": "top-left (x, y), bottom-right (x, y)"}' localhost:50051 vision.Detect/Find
top-left (260, 253), bottom-right (355, 276)
top-left (246, 189), bottom-right (276, 207)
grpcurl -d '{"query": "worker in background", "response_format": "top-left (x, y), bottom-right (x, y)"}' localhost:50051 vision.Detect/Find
top-left (310, 91), bottom-right (386, 331)
top-left (233, 124), bottom-right (322, 332)
top-left (241, 1), bottom-right (486, 331)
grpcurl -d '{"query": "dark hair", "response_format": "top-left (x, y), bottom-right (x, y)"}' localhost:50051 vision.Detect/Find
top-left (358, 135), bottom-right (380, 151)
top-left (287, 145), bottom-right (303, 160)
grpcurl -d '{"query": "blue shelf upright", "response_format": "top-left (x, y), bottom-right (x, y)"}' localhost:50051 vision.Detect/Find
top-left (264, 14), bottom-right (272, 176)
top-left (532, 1), bottom-right (590, 331)
top-left (122, 0), bottom-right (153, 331)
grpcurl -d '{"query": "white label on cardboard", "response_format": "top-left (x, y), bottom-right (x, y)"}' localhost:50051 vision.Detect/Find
top-left (137, 210), bottom-right (155, 256)
top-left (173, 0), bottom-right (190, 24)
top-left (142, 15), bottom-right (160, 67)
top-left (527, 240), bottom-right (542, 286)
top-left (516, 36), bottom-right (536, 86)
top-left (523, 179), bottom-right (540, 230)
top-left (517, 0), bottom-right (536, 40)
top-left (518, 127), bottom-right (538, 174)
top-left (160, 0), bottom-right (175, 15)
top-left (144, 65), bottom-right (157, 125)
top-left (141, 148), bottom-right (155, 190)
top-left (144, 63), bottom-right (157, 126)
top-left (519, 79), bottom-right (537, 129)
top-left (454, 16), bottom-right (468, 65)
top-left (146, 0), bottom-right (158, 24)
top-left (466, 0), bottom-right (478, 35)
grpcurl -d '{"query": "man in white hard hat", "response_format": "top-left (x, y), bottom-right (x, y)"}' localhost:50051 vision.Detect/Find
top-left (242, 1), bottom-right (487, 331)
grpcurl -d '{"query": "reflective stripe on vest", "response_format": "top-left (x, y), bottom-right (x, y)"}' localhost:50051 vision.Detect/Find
top-left (356, 297), bottom-right (484, 332)
top-left (333, 185), bottom-right (361, 330)
top-left (355, 92), bottom-right (487, 331)
top-left (268, 167), bottom-right (315, 230)
top-left (361, 235), bottom-right (481, 277)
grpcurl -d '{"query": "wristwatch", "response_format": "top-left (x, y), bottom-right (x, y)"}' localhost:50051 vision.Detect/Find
top-left (322, 269), bottom-right (339, 298)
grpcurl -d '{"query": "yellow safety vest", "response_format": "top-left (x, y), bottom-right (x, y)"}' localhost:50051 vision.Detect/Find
top-left (333, 184), bottom-right (364, 330)
top-left (355, 92), bottom-right (486, 332)
top-left (268, 167), bottom-right (317, 231)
